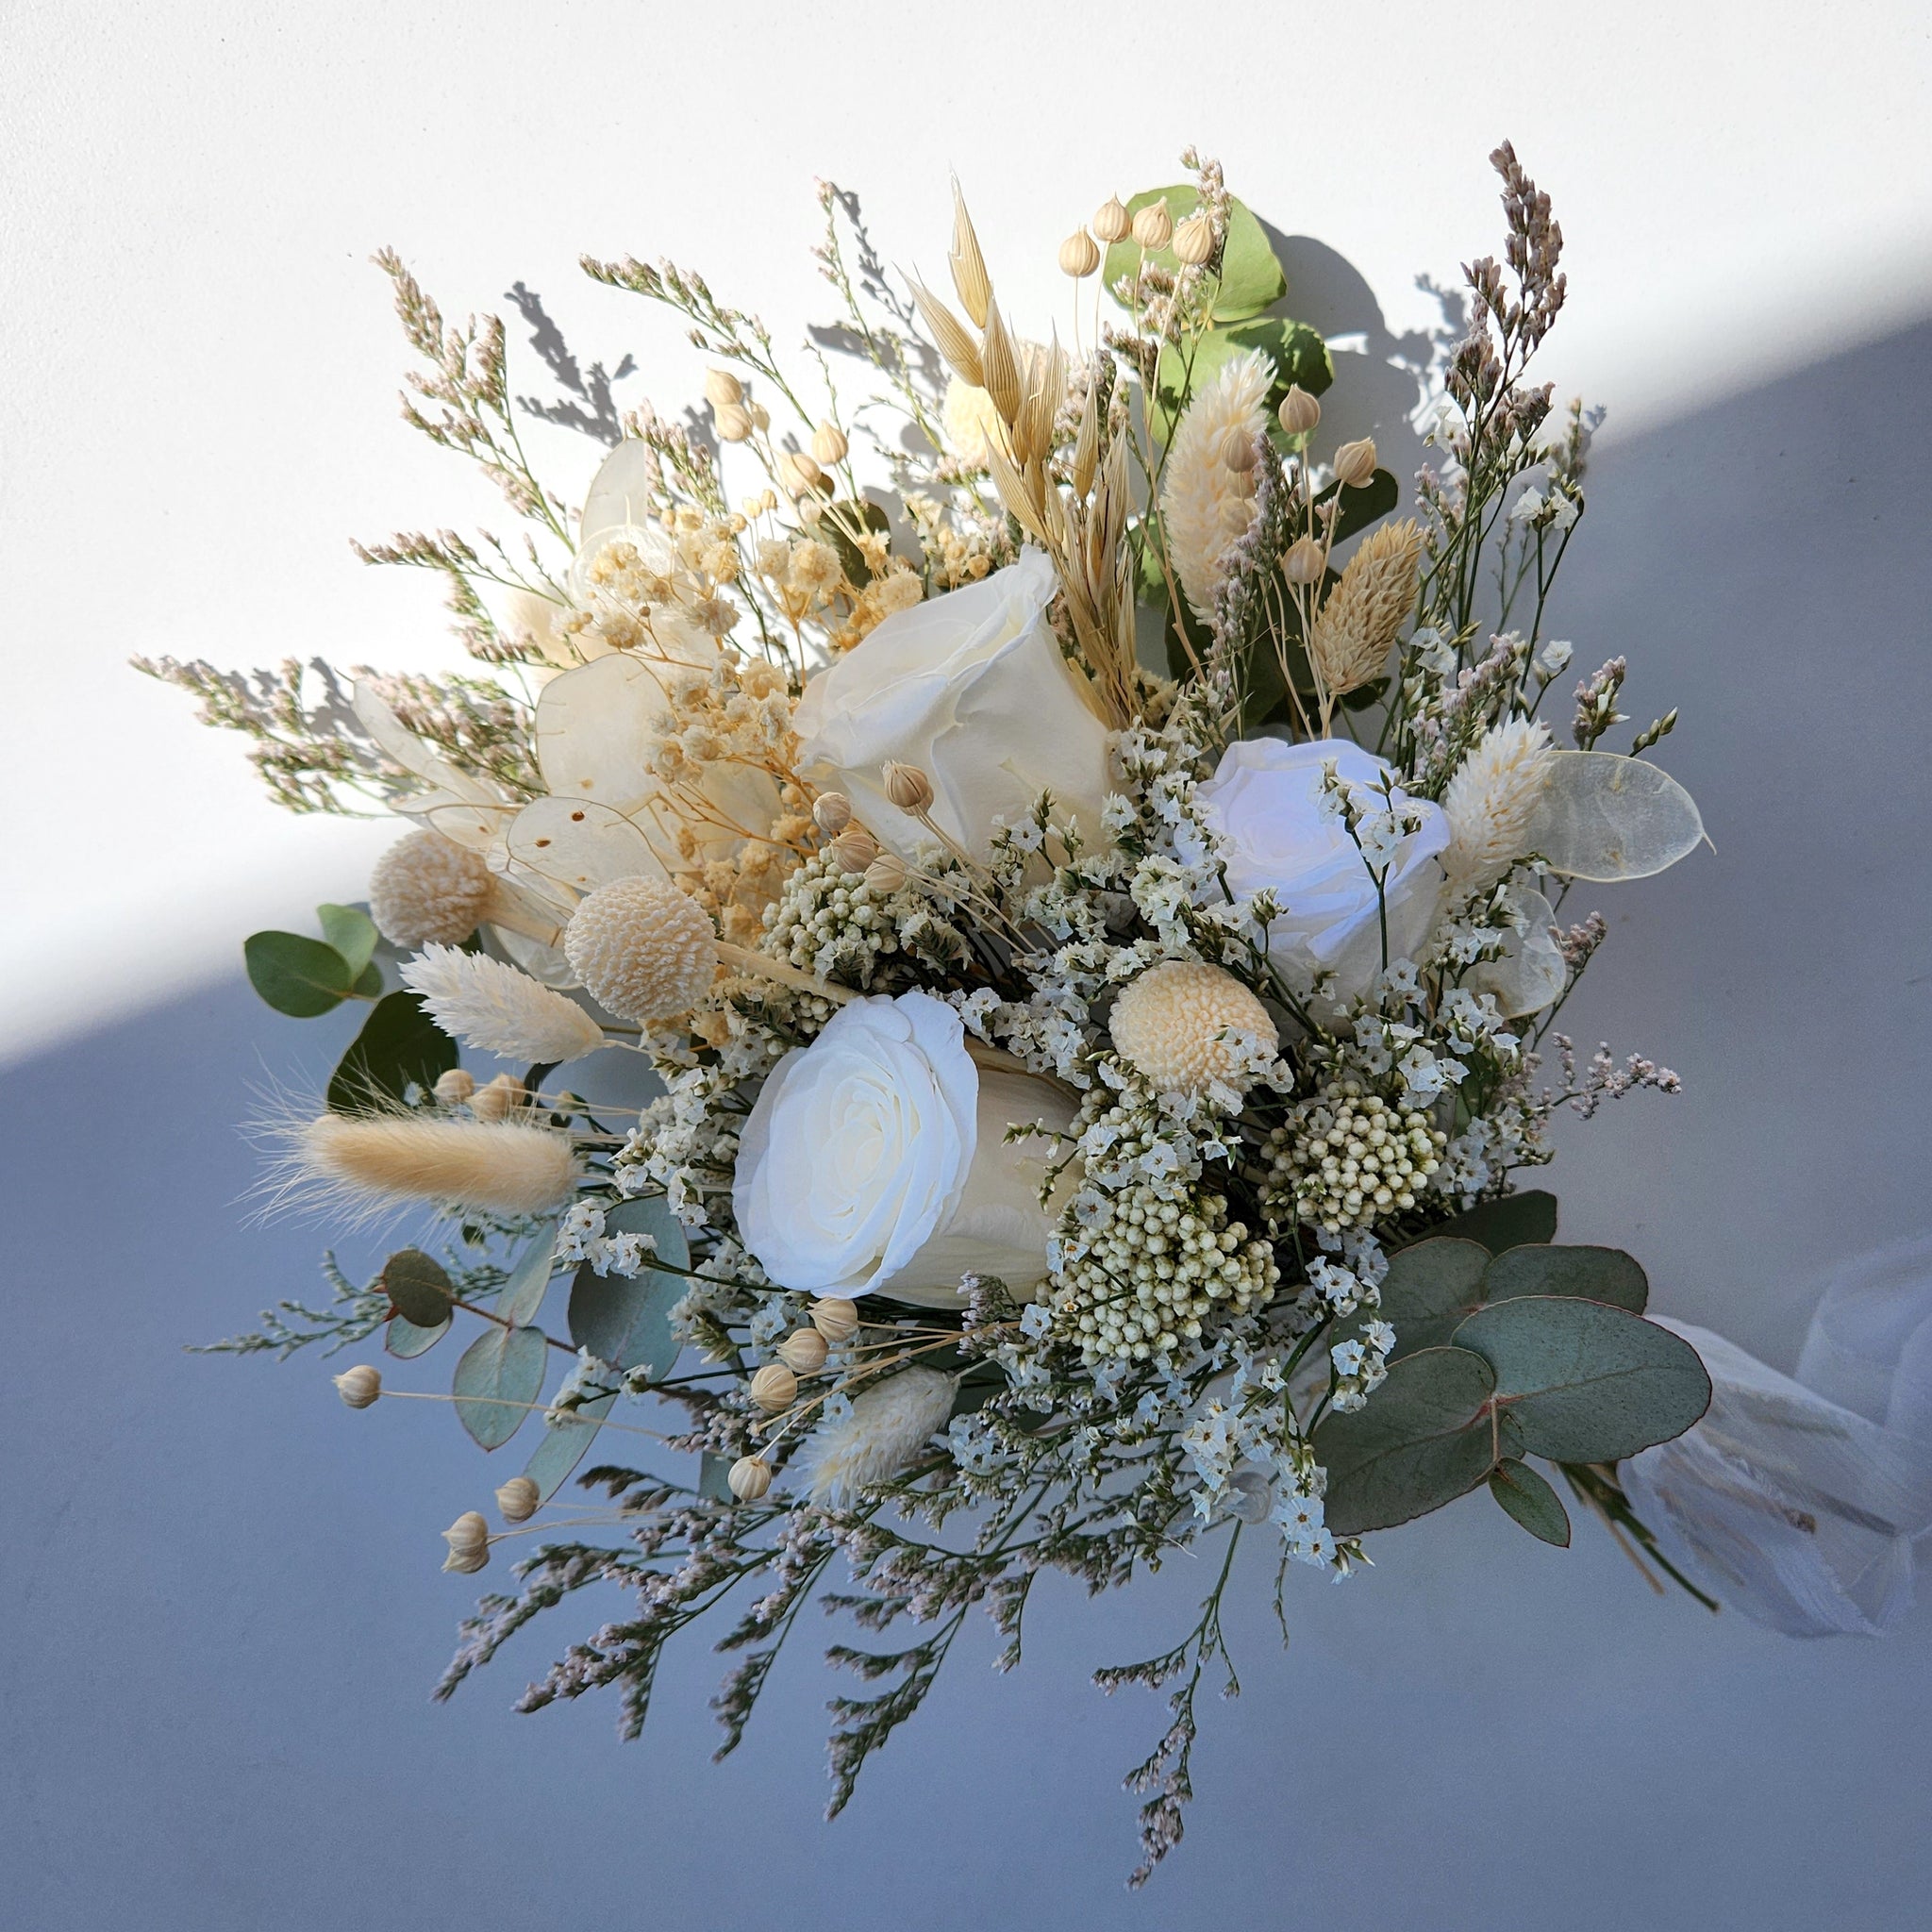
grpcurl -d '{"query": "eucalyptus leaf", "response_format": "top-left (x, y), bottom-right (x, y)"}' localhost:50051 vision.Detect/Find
top-left (317, 904), bottom-right (380, 981)
top-left (243, 931), bottom-right (354, 1018)
top-left (1313, 467), bottom-right (1399, 546)
top-left (384, 1310), bottom-right (452, 1358)
top-left (451, 1323), bottom-right (549, 1451)
top-left (1451, 1296), bottom-right (1711, 1463)
top-left (522, 1392), bottom-right (616, 1504)
top-left (495, 1225), bottom-right (560, 1328)
top-left (326, 991), bottom-right (458, 1114)
top-left (1489, 1457), bottom-right (1572, 1546)
top-left (1315, 1345), bottom-right (1518, 1534)
top-left (1485, 1243), bottom-right (1648, 1315)
top-left (351, 960), bottom-right (385, 998)
top-left (1102, 187), bottom-right (1287, 321)
top-left (1153, 316), bottom-right (1330, 428)
top-left (1426, 1190), bottom-right (1558, 1255)
top-left (381, 1248), bottom-right (455, 1328)
top-left (823, 498), bottom-right (891, 588)
top-left (567, 1196), bottom-right (690, 1379)
top-left (699, 1451), bottom-right (737, 1505)
top-left (1376, 1238), bottom-right (1493, 1358)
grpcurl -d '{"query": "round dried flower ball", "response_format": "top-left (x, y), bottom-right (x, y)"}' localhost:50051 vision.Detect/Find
top-left (368, 829), bottom-right (496, 948)
top-left (563, 875), bottom-right (717, 1023)
top-left (1270, 1079), bottom-right (1448, 1238)
top-left (1109, 961), bottom-right (1278, 1095)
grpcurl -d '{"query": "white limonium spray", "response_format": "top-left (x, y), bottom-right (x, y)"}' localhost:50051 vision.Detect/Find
top-left (401, 945), bottom-right (608, 1064)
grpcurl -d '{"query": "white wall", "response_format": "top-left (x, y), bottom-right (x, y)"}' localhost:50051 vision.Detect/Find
top-left (5, 0), bottom-right (1929, 1059)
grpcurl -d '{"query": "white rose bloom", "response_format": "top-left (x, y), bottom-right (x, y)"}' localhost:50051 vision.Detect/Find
top-left (733, 990), bottom-right (1074, 1308)
top-left (793, 549), bottom-right (1112, 861)
top-left (1194, 738), bottom-right (1450, 1006)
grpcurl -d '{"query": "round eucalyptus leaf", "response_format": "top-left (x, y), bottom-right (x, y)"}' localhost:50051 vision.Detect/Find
top-left (317, 903), bottom-right (380, 981)
top-left (567, 1195), bottom-right (690, 1379)
top-left (326, 991), bottom-right (458, 1114)
top-left (1102, 186), bottom-right (1287, 321)
top-left (1451, 1295), bottom-right (1711, 1463)
top-left (451, 1323), bottom-right (549, 1451)
top-left (1489, 1458), bottom-right (1572, 1546)
top-left (384, 1310), bottom-right (452, 1359)
top-left (1484, 1243), bottom-right (1648, 1315)
top-left (521, 1392), bottom-right (616, 1504)
top-left (1426, 1190), bottom-right (1558, 1255)
top-left (381, 1248), bottom-right (455, 1328)
top-left (243, 930), bottom-right (354, 1018)
top-left (1377, 1237), bottom-right (1492, 1358)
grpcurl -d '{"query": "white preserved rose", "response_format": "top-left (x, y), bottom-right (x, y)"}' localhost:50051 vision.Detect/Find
top-left (732, 990), bottom-right (1074, 1307)
top-left (1194, 738), bottom-right (1450, 1005)
top-left (793, 548), bottom-right (1112, 860)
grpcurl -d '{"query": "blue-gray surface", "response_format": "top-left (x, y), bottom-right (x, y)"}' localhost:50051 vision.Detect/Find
top-left (7, 324), bottom-right (1932, 1929)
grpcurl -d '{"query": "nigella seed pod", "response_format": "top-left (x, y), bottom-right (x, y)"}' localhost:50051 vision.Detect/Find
top-left (811, 791), bottom-right (853, 835)
top-left (810, 1297), bottom-right (860, 1343)
top-left (775, 1327), bottom-right (829, 1374)
top-left (810, 422), bottom-right (848, 466)
top-left (441, 1511), bottom-right (491, 1574)
top-left (1333, 437), bottom-right (1378, 490)
top-left (749, 1363), bottom-right (798, 1412)
top-left (1172, 212), bottom-right (1214, 266)
top-left (728, 1456), bottom-right (774, 1502)
top-left (1058, 229), bottom-right (1100, 278)
top-left (704, 368), bottom-right (743, 408)
top-left (1281, 536), bottom-right (1326, 585)
top-left (1131, 198), bottom-right (1173, 250)
top-left (1091, 195), bottom-right (1130, 244)
top-left (1277, 385), bottom-right (1322, 437)
top-left (715, 402), bottom-right (754, 443)
top-left (334, 1364), bottom-right (382, 1409)
top-left (881, 761), bottom-right (934, 813)
top-left (495, 1475), bottom-right (540, 1523)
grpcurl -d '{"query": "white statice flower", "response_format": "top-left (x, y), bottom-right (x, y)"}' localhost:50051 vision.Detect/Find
top-left (400, 944), bottom-right (607, 1065)
top-left (799, 1366), bottom-right (958, 1506)
top-left (1537, 637), bottom-right (1574, 678)
top-left (557, 1200), bottom-right (607, 1264)
top-left (1158, 345), bottom-right (1272, 618)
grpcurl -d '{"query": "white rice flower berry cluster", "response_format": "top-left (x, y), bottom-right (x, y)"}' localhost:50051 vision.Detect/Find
top-left (761, 854), bottom-right (899, 984)
top-left (1049, 1184), bottom-right (1279, 1364)
top-left (1267, 1080), bottom-right (1447, 1238)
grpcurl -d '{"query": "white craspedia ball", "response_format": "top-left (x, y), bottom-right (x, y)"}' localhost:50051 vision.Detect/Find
top-left (563, 875), bottom-right (717, 1022)
top-left (1109, 961), bottom-right (1279, 1094)
top-left (368, 830), bottom-right (495, 947)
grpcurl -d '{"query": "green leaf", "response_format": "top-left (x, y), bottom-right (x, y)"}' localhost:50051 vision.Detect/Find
top-left (451, 1323), bottom-right (549, 1451)
top-left (1426, 1190), bottom-right (1559, 1255)
top-left (380, 1248), bottom-right (454, 1328)
top-left (384, 1310), bottom-right (451, 1358)
top-left (495, 1226), bottom-right (560, 1328)
top-left (1315, 467), bottom-right (1400, 546)
top-left (1152, 316), bottom-right (1331, 437)
top-left (567, 1196), bottom-right (690, 1378)
top-left (1103, 187), bottom-right (1286, 322)
top-left (351, 960), bottom-right (385, 998)
top-left (1451, 1296), bottom-right (1711, 1464)
top-left (1315, 1345), bottom-right (1518, 1534)
top-left (522, 1391), bottom-right (616, 1504)
top-left (243, 930), bottom-right (355, 1018)
top-left (325, 991), bottom-right (458, 1114)
top-left (317, 904), bottom-right (379, 982)
top-left (1489, 1457), bottom-right (1572, 1546)
top-left (699, 1451), bottom-right (737, 1504)
top-left (1375, 1238), bottom-right (1493, 1358)
top-left (823, 498), bottom-right (891, 588)
top-left (1484, 1243), bottom-right (1648, 1315)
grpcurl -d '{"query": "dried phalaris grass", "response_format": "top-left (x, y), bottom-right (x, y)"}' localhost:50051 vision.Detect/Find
top-left (1309, 517), bottom-right (1424, 698)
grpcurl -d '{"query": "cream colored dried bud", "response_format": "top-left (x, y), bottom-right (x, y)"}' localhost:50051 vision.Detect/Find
top-left (1091, 195), bottom-right (1131, 244)
top-left (441, 1511), bottom-right (490, 1574)
top-left (749, 403), bottom-right (771, 431)
top-left (715, 402), bottom-right (754, 443)
top-left (433, 1068), bottom-right (476, 1107)
top-left (1058, 229), bottom-right (1100, 277)
top-left (334, 1364), bottom-right (382, 1409)
top-left (810, 1297), bottom-right (860, 1343)
top-left (1172, 211), bottom-right (1214, 266)
top-left (728, 1455), bottom-right (774, 1502)
top-left (881, 761), bottom-right (934, 813)
top-left (469, 1072), bottom-right (525, 1123)
top-left (812, 791), bottom-right (853, 835)
top-left (495, 1475), bottom-right (540, 1523)
top-left (864, 853), bottom-right (909, 895)
top-left (775, 1327), bottom-right (829, 1374)
top-left (1277, 386), bottom-right (1322, 436)
top-left (750, 1363), bottom-right (798, 1412)
top-left (1281, 537), bottom-right (1327, 585)
top-left (1333, 438), bottom-right (1378, 490)
top-left (1220, 425), bottom-right (1257, 473)
top-left (830, 826), bottom-right (878, 874)
top-left (777, 450), bottom-right (824, 498)
top-left (1131, 197), bottom-right (1173, 250)
top-left (949, 183), bottom-right (992, 328)
top-left (810, 422), bottom-right (848, 466)
top-left (704, 368), bottom-right (743, 408)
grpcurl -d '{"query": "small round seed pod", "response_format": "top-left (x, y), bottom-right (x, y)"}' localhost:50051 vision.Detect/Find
top-left (1091, 195), bottom-right (1131, 244)
top-left (728, 1456), bottom-right (774, 1502)
top-left (441, 1511), bottom-right (491, 1574)
top-left (881, 761), bottom-right (934, 813)
top-left (749, 1363), bottom-right (798, 1412)
top-left (830, 826), bottom-right (879, 874)
top-left (775, 1327), bottom-right (829, 1375)
top-left (1058, 229), bottom-right (1100, 277)
top-left (468, 1072), bottom-right (525, 1123)
top-left (495, 1475), bottom-right (540, 1524)
top-left (864, 853), bottom-right (909, 895)
top-left (1281, 537), bottom-right (1327, 586)
top-left (809, 422), bottom-right (848, 466)
top-left (812, 791), bottom-right (854, 835)
top-left (1277, 386), bottom-right (1322, 437)
top-left (1131, 198), bottom-right (1173, 250)
top-left (564, 875), bottom-right (718, 1023)
top-left (333, 1364), bottom-right (382, 1409)
top-left (704, 368), bottom-right (744, 408)
top-left (749, 403), bottom-right (771, 432)
top-left (1333, 437), bottom-right (1378, 490)
top-left (777, 450), bottom-right (824, 499)
top-left (1220, 425), bottom-right (1257, 474)
top-left (810, 1297), bottom-right (860, 1344)
top-left (714, 402), bottom-right (754, 443)
top-left (433, 1067), bottom-right (476, 1108)
top-left (1172, 212), bottom-right (1214, 266)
